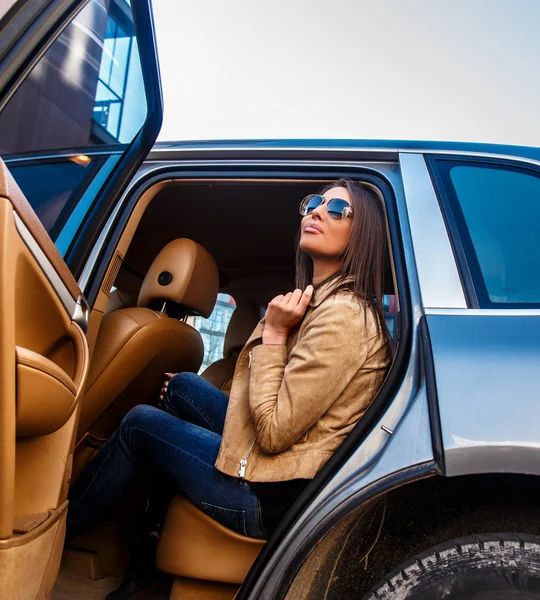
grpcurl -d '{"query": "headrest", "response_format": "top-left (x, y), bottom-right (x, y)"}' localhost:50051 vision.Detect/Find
top-left (223, 302), bottom-right (261, 357)
top-left (137, 239), bottom-right (219, 318)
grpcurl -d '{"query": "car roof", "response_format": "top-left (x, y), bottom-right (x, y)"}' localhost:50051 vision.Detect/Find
top-left (152, 138), bottom-right (540, 162)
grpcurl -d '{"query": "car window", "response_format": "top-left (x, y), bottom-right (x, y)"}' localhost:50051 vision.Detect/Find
top-left (188, 294), bottom-right (237, 372)
top-left (0, 0), bottom-right (147, 259)
top-left (7, 156), bottom-right (104, 242)
top-left (433, 159), bottom-right (540, 307)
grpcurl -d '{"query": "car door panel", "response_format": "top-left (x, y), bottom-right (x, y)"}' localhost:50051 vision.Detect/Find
top-left (0, 158), bottom-right (89, 598)
top-left (0, 0), bottom-right (162, 594)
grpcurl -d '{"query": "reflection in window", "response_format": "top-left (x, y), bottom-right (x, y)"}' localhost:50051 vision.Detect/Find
top-left (0, 0), bottom-right (146, 155)
top-left (92, 1), bottom-right (145, 142)
top-left (189, 294), bottom-right (237, 372)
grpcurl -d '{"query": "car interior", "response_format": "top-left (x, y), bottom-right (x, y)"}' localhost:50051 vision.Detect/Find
top-left (0, 165), bottom-right (399, 600)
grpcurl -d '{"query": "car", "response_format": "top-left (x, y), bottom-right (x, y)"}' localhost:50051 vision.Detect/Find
top-left (1, 1), bottom-right (540, 600)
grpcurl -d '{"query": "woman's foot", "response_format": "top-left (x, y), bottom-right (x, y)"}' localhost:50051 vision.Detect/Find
top-left (105, 531), bottom-right (163, 599)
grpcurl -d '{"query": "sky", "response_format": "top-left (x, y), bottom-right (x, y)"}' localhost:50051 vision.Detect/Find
top-left (153, 0), bottom-right (540, 147)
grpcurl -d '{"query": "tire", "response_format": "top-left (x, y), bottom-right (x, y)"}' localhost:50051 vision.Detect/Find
top-left (364, 533), bottom-right (540, 599)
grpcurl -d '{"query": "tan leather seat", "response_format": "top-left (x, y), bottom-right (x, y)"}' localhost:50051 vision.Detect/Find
top-left (103, 289), bottom-right (138, 315)
top-left (201, 301), bottom-right (260, 394)
top-left (156, 496), bottom-right (265, 584)
top-left (78, 239), bottom-right (219, 438)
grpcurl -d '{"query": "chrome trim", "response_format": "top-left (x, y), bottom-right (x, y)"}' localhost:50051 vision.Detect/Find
top-left (73, 295), bottom-right (89, 333)
top-left (399, 153), bottom-right (467, 309)
top-left (13, 212), bottom-right (76, 316)
top-left (425, 307), bottom-right (540, 316)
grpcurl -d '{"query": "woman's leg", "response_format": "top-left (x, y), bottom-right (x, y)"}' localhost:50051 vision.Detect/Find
top-left (68, 404), bottom-right (265, 539)
top-left (162, 372), bottom-right (229, 434)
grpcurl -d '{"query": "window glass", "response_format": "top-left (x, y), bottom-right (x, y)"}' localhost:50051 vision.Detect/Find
top-left (7, 156), bottom-right (103, 241)
top-left (383, 294), bottom-right (398, 342)
top-left (189, 294), bottom-right (237, 372)
top-left (0, 0), bottom-right (147, 254)
top-left (436, 160), bottom-right (540, 306)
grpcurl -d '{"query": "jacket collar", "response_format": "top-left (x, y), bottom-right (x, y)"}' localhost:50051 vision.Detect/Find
top-left (245, 276), bottom-right (356, 347)
top-left (310, 275), bottom-right (356, 308)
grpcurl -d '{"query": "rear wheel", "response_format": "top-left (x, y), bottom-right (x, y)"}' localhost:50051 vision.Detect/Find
top-left (364, 534), bottom-right (540, 599)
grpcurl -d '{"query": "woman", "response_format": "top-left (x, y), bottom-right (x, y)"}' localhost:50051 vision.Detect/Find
top-left (67, 178), bottom-right (391, 595)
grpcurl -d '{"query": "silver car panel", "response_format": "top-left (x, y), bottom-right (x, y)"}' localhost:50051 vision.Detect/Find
top-left (427, 313), bottom-right (540, 477)
top-left (399, 153), bottom-right (467, 310)
top-left (251, 384), bottom-right (435, 600)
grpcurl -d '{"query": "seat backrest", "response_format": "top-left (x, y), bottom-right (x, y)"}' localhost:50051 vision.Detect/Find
top-left (103, 289), bottom-right (138, 316)
top-left (78, 239), bottom-right (219, 440)
top-left (201, 301), bottom-right (260, 394)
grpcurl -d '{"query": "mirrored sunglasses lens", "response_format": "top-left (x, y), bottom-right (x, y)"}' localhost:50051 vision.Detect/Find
top-left (302, 194), bottom-right (324, 215)
top-left (326, 198), bottom-right (350, 219)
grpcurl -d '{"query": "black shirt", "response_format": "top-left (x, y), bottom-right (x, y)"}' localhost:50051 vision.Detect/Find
top-left (248, 479), bottom-right (310, 537)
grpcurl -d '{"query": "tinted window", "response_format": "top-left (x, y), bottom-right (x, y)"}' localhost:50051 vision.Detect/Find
top-left (0, 0), bottom-right (147, 256)
top-left (7, 156), bottom-right (103, 241)
top-left (434, 159), bottom-right (540, 306)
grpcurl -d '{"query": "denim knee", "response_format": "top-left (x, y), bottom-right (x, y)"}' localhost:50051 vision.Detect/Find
top-left (167, 372), bottom-right (201, 395)
top-left (120, 404), bottom-right (158, 432)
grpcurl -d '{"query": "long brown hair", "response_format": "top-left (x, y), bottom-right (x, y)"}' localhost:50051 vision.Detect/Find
top-left (296, 178), bottom-right (390, 343)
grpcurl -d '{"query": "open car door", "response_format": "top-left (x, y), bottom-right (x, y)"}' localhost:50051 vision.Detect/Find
top-left (0, 1), bottom-right (162, 598)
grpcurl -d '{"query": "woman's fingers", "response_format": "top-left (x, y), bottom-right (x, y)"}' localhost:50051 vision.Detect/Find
top-left (286, 288), bottom-right (303, 309)
top-left (282, 292), bottom-right (293, 306)
top-left (296, 285), bottom-right (314, 315)
top-left (165, 372), bottom-right (175, 379)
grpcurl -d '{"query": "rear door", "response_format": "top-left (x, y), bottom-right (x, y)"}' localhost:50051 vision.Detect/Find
top-left (0, 1), bottom-right (161, 597)
top-left (425, 155), bottom-right (540, 477)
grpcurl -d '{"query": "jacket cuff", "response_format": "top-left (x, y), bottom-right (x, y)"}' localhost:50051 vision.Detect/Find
top-left (251, 343), bottom-right (287, 369)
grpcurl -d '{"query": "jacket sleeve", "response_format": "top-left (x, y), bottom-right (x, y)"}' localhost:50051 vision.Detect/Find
top-left (248, 296), bottom-right (375, 454)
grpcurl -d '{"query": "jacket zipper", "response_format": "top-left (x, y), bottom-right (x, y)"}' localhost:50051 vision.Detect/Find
top-left (238, 440), bottom-right (255, 478)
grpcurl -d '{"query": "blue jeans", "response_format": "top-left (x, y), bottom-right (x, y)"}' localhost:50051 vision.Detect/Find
top-left (67, 373), bottom-right (267, 539)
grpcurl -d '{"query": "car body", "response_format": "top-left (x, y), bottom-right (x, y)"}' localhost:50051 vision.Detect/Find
top-left (1, 1), bottom-right (539, 599)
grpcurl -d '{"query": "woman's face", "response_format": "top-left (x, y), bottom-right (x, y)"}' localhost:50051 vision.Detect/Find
top-left (299, 186), bottom-right (353, 260)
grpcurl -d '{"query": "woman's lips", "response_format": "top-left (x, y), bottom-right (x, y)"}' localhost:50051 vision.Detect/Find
top-left (303, 223), bottom-right (323, 234)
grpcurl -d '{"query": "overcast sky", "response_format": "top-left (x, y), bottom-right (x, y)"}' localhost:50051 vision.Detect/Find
top-left (153, 0), bottom-right (540, 146)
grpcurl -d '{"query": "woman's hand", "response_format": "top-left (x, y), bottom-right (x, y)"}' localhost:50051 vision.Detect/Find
top-left (159, 372), bottom-right (176, 403)
top-left (263, 286), bottom-right (314, 345)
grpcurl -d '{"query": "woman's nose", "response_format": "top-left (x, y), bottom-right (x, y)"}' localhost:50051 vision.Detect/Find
top-left (311, 203), bottom-right (324, 219)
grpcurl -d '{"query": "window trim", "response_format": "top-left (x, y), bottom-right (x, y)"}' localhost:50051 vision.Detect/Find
top-left (428, 155), bottom-right (540, 310)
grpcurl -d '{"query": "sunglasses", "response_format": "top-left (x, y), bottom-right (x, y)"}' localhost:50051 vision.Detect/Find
top-left (300, 194), bottom-right (353, 221)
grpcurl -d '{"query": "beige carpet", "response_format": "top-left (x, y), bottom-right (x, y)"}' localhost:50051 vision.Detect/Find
top-left (51, 566), bottom-right (121, 600)
top-left (51, 566), bottom-right (172, 599)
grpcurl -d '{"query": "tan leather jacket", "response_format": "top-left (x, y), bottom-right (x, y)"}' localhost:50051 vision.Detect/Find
top-left (215, 278), bottom-right (390, 482)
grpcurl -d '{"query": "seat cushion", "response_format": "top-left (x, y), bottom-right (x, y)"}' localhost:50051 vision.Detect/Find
top-left (156, 495), bottom-right (265, 584)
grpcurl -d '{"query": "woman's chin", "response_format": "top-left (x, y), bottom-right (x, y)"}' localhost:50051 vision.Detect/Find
top-left (299, 238), bottom-right (319, 256)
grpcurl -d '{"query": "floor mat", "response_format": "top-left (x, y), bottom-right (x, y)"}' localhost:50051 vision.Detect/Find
top-left (51, 566), bottom-right (121, 600)
top-left (51, 566), bottom-right (172, 599)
